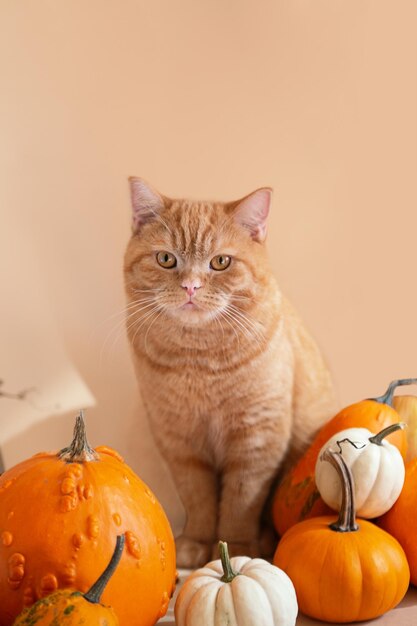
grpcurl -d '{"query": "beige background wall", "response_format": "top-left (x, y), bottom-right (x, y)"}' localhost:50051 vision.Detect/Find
top-left (1, 1), bottom-right (416, 535)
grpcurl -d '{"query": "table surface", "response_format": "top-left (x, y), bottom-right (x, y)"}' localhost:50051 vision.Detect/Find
top-left (158, 570), bottom-right (417, 626)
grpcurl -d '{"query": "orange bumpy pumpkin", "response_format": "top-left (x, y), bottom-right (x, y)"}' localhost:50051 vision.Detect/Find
top-left (13, 535), bottom-right (124, 625)
top-left (0, 413), bottom-right (176, 626)
top-left (274, 449), bottom-right (410, 623)
top-left (272, 378), bottom-right (413, 536)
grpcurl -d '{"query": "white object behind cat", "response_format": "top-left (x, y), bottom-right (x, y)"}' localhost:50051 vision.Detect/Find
top-left (0, 210), bottom-right (95, 468)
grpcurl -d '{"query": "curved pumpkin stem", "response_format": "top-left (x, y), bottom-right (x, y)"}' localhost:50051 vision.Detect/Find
top-left (58, 410), bottom-right (99, 463)
top-left (219, 541), bottom-right (240, 583)
top-left (368, 422), bottom-right (406, 446)
top-left (321, 449), bottom-right (358, 533)
top-left (84, 535), bottom-right (125, 604)
top-left (372, 379), bottom-right (417, 406)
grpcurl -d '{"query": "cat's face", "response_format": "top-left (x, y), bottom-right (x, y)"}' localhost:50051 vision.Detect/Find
top-left (124, 179), bottom-right (272, 328)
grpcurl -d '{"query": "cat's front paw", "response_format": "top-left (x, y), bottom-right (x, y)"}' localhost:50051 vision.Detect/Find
top-left (212, 540), bottom-right (260, 560)
top-left (175, 535), bottom-right (212, 568)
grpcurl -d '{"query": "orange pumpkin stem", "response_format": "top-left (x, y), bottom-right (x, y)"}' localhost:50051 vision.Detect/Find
top-left (85, 534), bottom-right (125, 604)
top-left (58, 410), bottom-right (99, 463)
top-left (321, 449), bottom-right (358, 533)
top-left (369, 422), bottom-right (406, 446)
top-left (219, 541), bottom-right (240, 583)
top-left (372, 378), bottom-right (417, 406)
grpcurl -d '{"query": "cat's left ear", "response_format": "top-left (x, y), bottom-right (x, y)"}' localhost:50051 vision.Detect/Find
top-left (128, 177), bottom-right (166, 233)
top-left (233, 187), bottom-right (273, 242)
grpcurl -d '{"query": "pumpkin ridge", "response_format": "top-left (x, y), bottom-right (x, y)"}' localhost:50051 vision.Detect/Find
top-left (243, 567), bottom-right (290, 622)
top-left (316, 537), bottom-right (337, 621)
top-left (215, 584), bottom-right (237, 626)
top-left (350, 446), bottom-right (379, 512)
top-left (384, 451), bottom-right (404, 507)
top-left (186, 580), bottom-right (220, 623)
top-left (355, 529), bottom-right (395, 620)
top-left (232, 575), bottom-right (274, 625)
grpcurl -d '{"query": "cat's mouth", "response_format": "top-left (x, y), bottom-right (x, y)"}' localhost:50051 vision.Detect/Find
top-left (182, 300), bottom-right (198, 308)
top-left (174, 298), bottom-right (220, 324)
top-left (165, 295), bottom-right (226, 325)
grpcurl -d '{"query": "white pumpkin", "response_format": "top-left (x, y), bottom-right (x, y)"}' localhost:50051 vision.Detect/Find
top-left (175, 541), bottom-right (298, 626)
top-left (315, 422), bottom-right (405, 518)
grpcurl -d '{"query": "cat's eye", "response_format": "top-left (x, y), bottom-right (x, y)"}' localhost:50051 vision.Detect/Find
top-left (156, 251), bottom-right (177, 268)
top-left (210, 255), bottom-right (231, 271)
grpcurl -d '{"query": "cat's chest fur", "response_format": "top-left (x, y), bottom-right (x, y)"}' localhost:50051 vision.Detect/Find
top-left (131, 313), bottom-right (293, 466)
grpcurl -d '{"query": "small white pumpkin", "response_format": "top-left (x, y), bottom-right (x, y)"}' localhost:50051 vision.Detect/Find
top-left (315, 422), bottom-right (405, 518)
top-left (175, 541), bottom-right (298, 626)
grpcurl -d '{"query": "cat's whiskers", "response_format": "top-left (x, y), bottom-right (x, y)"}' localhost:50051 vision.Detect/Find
top-left (100, 298), bottom-right (163, 364)
top-left (144, 308), bottom-right (165, 358)
top-left (222, 307), bottom-right (263, 351)
top-left (213, 314), bottom-right (233, 362)
top-left (98, 300), bottom-right (154, 352)
top-left (226, 303), bottom-right (266, 343)
top-left (130, 303), bottom-right (165, 347)
top-left (218, 310), bottom-right (241, 350)
top-left (196, 293), bottom-right (264, 347)
top-left (125, 299), bottom-right (164, 334)
top-left (106, 298), bottom-right (161, 335)
top-left (95, 299), bottom-right (155, 343)
top-left (216, 288), bottom-right (257, 307)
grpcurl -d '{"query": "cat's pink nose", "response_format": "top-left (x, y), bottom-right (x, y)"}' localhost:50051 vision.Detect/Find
top-left (181, 282), bottom-right (201, 297)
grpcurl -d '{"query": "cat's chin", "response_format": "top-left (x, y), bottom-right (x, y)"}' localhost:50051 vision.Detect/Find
top-left (170, 303), bottom-right (218, 326)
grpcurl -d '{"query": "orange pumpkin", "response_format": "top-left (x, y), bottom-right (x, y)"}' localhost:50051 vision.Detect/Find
top-left (272, 378), bottom-right (413, 536)
top-left (0, 413), bottom-right (176, 626)
top-left (274, 449), bottom-right (410, 623)
top-left (13, 535), bottom-right (124, 625)
top-left (379, 457), bottom-right (417, 585)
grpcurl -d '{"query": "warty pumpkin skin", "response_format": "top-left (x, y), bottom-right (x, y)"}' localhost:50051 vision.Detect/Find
top-left (13, 535), bottom-right (124, 625)
top-left (274, 450), bottom-right (410, 623)
top-left (379, 457), bottom-right (417, 585)
top-left (0, 413), bottom-right (176, 626)
top-left (272, 378), bottom-right (413, 536)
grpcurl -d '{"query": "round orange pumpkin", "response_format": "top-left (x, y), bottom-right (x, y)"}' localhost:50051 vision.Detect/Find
top-left (272, 378), bottom-right (413, 536)
top-left (0, 413), bottom-right (176, 626)
top-left (274, 449), bottom-right (410, 623)
top-left (379, 457), bottom-right (417, 585)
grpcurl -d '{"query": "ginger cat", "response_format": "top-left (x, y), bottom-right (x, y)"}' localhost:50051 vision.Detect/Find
top-left (124, 178), bottom-right (337, 568)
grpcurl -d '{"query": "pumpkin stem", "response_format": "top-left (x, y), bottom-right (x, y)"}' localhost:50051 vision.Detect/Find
top-left (372, 379), bottom-right (417, 406)
top-left (84, 535), bottom-right (125, 604)
top-left (368, 422), bottom-right (406, 445)
top-left (322, 449), bottom-right (358, 533)
top-left (58, 410), bottom-right (99, 463)
top-left (219, 541), bottom-right (239, 583)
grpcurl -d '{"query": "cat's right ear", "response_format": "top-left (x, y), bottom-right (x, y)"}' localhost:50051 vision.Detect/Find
top-left (233, 187), bottom-right (273, 243)
top-left (128, 177), bottom-right (165, 233)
